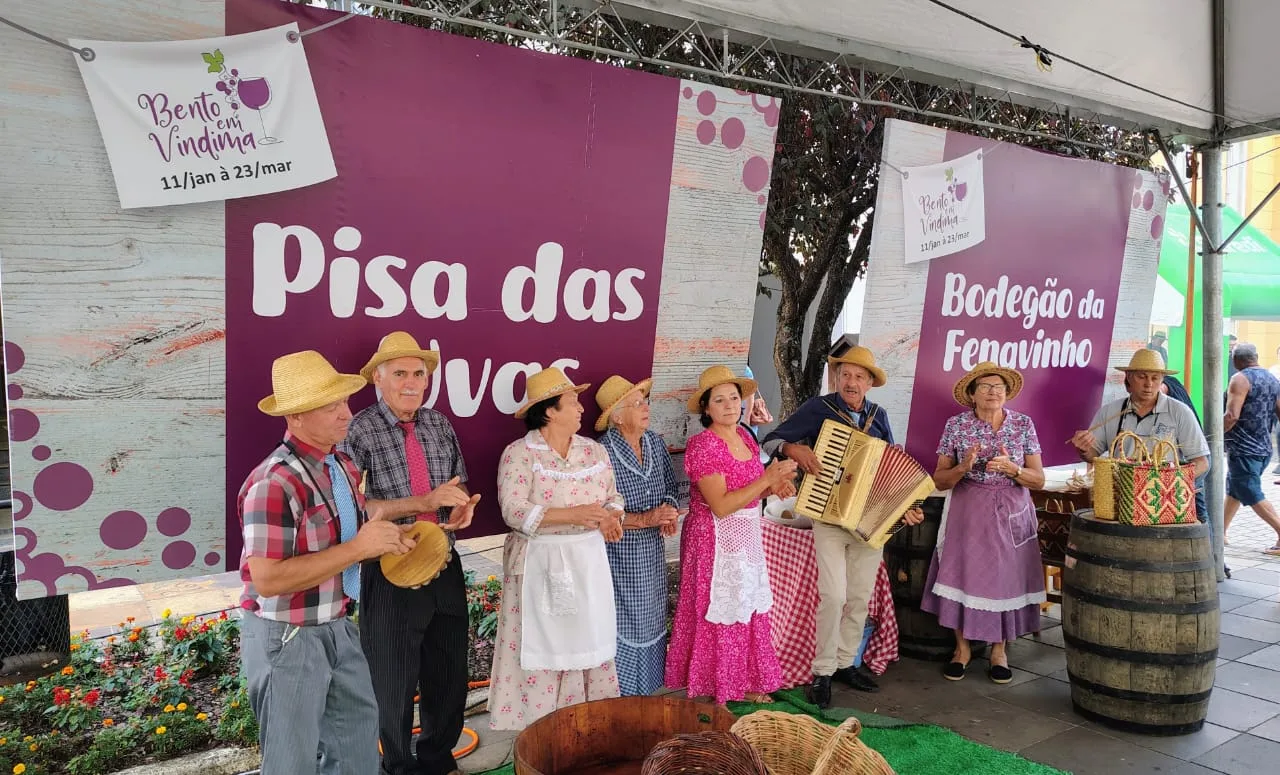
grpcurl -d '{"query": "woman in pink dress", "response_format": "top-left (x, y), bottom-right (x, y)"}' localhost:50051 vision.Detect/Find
top-left (665, 365), bottom-right (797, 705)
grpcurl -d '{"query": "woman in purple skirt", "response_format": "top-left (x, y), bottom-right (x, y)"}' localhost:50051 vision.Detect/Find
top-left (921, 362), bottom-right (1046, 684)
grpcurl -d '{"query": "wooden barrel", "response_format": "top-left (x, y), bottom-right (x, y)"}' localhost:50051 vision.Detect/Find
top-left (515, 695), bottom-right (737, 774)
top-left (1062, 512), bottom-right (1218, 736)
top-left (883, 496), bottom-right (954, 661)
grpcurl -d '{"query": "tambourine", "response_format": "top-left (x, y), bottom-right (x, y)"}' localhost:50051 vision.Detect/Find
top-left (380, 521), bottom-right (451, 588)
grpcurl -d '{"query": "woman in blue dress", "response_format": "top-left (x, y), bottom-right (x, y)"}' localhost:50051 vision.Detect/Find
top-left (594, 375), bottom-right (682, 696)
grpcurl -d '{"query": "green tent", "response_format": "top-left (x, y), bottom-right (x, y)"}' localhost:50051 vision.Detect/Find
top-left (1158, 203), bottom-right (1280, 414)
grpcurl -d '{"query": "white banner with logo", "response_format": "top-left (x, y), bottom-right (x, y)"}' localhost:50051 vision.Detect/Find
top-left (900, 149), bottom-right (986, 264)
top-left (71, 23), bottom-right (336, 208)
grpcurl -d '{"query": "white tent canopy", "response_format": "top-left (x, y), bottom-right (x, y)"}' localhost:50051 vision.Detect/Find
top-left (613, 0), bottom-right (1280, 141)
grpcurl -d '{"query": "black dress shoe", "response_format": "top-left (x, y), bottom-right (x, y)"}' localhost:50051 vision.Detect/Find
top-left (808, 675), bottom-right (832, 708)
top-left (833, 665), bottom-right (880, 693)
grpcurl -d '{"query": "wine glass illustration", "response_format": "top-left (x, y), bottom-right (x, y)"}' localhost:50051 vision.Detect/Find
top-left (237, 76), bottom-right (280, 145)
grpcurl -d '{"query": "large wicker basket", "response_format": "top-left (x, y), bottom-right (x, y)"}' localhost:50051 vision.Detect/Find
top-left (731, 711), bottom-right (895, 775)
top-left (640, 730), bottom-right (768, 775)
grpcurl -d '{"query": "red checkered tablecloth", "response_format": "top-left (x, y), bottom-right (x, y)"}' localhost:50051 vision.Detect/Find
top-left (761, 520), bottom-right (899, 688)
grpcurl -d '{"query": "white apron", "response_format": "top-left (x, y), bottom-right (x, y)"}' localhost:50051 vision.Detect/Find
top-left (520, 530), bottom-right (618, 671)
top-left (705, 506), bottom-right (773, 625)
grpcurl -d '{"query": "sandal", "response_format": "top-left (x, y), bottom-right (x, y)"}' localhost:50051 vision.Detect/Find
top-left (943, 661), bottom-right (968, 681)
top-left (744, 692), bottom-right (774, 704)
top-left (988, 664), bottom-right (1014, 684)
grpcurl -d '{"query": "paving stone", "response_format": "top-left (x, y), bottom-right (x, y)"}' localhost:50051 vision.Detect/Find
top-left (1215, 662), bottom-right (1280, 704)
top-left (1218, 591), bottom-right (1259, 612)
top-left (1221, 612), bottom-right (1280, 642)
top-left (1231, 599), bottom-right (1280, 623)
top-left (1019, 725), bottom-right (1202, 774)
top-left (1217, 634), bottom-right (1271, 661)
top-left (1193, 733), bottom-right (1280, 775)
top-left (1205, 688), bottom-right (1280, 732)
top-left (1089, 721), bottom-right (1240, 763)
top-left (921, 694), bottom-right (1075, 753)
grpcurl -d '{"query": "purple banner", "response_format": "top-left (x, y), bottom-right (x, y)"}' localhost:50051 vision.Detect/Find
top-left (225, 0), bottom-right (678, 554)
top-left (905, 131), bottom-right (1135, 467)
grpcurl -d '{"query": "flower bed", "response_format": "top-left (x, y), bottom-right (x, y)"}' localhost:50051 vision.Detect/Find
top-left (0, 572), bottom-right (503, 774)
top-left (0, 610), bottom-right (254, 775)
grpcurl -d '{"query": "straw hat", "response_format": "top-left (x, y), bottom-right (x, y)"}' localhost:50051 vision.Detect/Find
top-left (1114, 349), bottom-right (1176, 375)
top-left (687, 365), bottom-right (758, 413)
top-left (594, 375), bottom-right (654, 432)
top-left (379, 521), bottom-right (451, 588)
top-left (828, 346), bottom-right (887, 387)
top-left (258, 351), bottom-right (367, 417)
top-left (952, 361), bottom-right (1024, 407)
top-left (360, 331), bottom-right (440, 383)
top-left (514, 366), bottom-right (591, 419)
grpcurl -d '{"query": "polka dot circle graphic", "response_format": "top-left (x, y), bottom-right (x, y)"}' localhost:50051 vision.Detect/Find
top-left (33, 462), bottom-right (94, 511)
top-left (204, 552), bottom-right (221, 567)
top-left (5, 341), bottom-right (25, 372)
top-left (742, 156), bottom-right (771, 192)
top-left (1142, 190), bottom-right (1155, 211)
top-left (720, 117), bottom-right (745, 150)
top-left (101, 511), bottom-right (148, 551)
top-left (157, 507), bottom-right (192, 537)
top-left (696, 90), bottom-right (717, 116)
top-left (13, 491), bottom-right (32, 521)
top-left (696, 121), bottom-right (716, 145)
top-left (9, 408), bottom-right (39, 442)
top-left (1131, 192), bottom-right (1142, 209)
top-left (1150, 215), bottom-right (1165, 240)
top-left (8, 383), bottom-right (22, 401)
top-left (32, 446), bottom-right (50, 461)
top-left (163, 541), bottom-right (196, 570)
top-left (682, 86), bottom-right (693, 99)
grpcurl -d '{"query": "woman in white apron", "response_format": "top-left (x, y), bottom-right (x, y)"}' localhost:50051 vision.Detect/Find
top-left (665, 366), bottom-right (797, 705)
top-left (489, 367), bottom-right (627, 731)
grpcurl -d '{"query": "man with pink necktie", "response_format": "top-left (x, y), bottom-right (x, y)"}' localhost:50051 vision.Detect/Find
top-left (341, 332), bottom-right (479, 775)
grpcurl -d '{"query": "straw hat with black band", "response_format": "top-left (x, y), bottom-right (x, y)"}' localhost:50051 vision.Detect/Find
top-left (828, 345), bottom-right (887, 387)
top-left (515, 367), bottom-right (591, 419)
top-left (952, 361), bottom-right (1024, 407)
top-left (1114, 349), bottom-right (1177, 375)
top-left (594, 375), bottom-right (653, 432)
top-left (359, 331), bottom-right (440, 383)
top-left (258, 351), bottom-right (367, 416)
top-left (687, 365), bottom-right (757, 413)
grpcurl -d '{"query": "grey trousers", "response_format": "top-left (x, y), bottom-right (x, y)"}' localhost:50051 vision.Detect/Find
top-left (241, 612), bottom-right (379, 775)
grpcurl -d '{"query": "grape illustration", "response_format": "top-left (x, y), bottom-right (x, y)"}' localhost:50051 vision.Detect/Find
top-left (231, 102), bottom-right (239, 110)
top-left (955, 181), bottom-right (968, 201)
top-left (230, 68), bottom-right (239, 76)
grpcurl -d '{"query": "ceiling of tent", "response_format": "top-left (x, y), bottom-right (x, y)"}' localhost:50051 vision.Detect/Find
top-left (1161, 203), bottom-right (1280, 320)
top-left (611, 0), bottom-right (1280, 141)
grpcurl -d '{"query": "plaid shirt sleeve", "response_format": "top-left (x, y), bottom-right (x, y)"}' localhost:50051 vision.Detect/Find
top-left (239, 467), bottom-right (297, 561)
top-left (441, 418), bottom-right (468, 484)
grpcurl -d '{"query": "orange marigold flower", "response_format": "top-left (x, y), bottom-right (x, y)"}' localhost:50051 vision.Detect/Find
top-left (128, 633), bottom-right (139, 642)
top-left (103, 718), bottom-right (115, 727)
top-left (61, 666), bottom-right (74, 676)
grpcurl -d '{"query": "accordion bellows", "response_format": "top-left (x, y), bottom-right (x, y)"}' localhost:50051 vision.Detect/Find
top-left (794, 420), bottom-right (935, 547)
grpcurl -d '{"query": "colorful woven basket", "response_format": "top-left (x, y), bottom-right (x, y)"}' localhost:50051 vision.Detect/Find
top-left (730, 710), bottom-right (895, 775)
top-left (1099, 430), bottom-right (1147, 522)
top-left (1117, 438), bottom-right (1197, 526)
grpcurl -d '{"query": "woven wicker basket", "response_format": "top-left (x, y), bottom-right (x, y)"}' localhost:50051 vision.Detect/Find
top-left (1093, 430), bottom-right (1148, 521)
top-left (640, 730), bottom-right (769, 775)
top-left (730, 711), bottom-right (895, 775)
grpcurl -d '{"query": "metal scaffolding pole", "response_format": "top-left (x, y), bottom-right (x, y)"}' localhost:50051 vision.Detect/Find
top-left (1204, 0), bottom-right (1226, 582)
top-left (1200, 147), bottom-right (1226, 582)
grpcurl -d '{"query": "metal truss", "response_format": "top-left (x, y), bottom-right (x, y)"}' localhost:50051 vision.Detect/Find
top-left (344, 0), bottom-right (1154, 162)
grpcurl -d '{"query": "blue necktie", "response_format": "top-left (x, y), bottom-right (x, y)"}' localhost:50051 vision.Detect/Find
top-left (324, 454), bottom-right (361, 602)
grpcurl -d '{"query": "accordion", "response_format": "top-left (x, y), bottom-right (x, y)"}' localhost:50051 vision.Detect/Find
top-left (794, 419), bottom-right (936, 547)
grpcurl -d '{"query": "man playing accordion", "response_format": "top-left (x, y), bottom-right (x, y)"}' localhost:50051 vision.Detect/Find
top-left (762, 345), bottom-right (924, 708)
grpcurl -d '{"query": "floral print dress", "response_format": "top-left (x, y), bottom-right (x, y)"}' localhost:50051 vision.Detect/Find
top-left (664, 426), bottom-right (783, 704)
top-left (488, 431), bottom-right (625, 731)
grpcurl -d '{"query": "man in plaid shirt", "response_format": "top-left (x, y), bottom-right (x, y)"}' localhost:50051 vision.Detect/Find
top-left (239, 350), bottom-right (467, 775)
top-left (341, 332), bottom-right (478, 775)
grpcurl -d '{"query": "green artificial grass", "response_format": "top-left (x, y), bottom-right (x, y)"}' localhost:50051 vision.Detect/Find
top-left (472, 687), bottom-right (1068, 775)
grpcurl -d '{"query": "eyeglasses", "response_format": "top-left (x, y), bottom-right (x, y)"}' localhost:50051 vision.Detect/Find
top-left (974, 383), bottom-right (1007, 394)
top-left (619, 397), bottom-right (651, 410)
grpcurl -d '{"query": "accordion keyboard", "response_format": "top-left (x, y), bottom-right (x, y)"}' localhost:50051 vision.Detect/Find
top-left (795, 421), bottom-right (855, 521)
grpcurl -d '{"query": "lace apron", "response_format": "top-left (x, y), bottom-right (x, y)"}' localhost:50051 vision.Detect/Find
top-left (704, 506), bottom-right (773, 625)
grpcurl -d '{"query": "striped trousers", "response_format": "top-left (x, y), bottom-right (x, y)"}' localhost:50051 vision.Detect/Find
top-left (241, 612), bottom-right (379, 775)
top-left (361, 553), bottom-right (469, 775)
